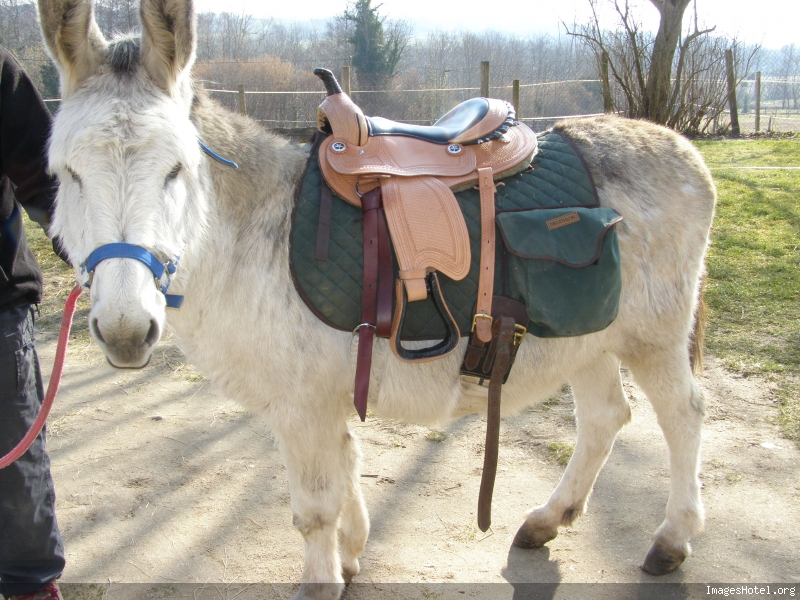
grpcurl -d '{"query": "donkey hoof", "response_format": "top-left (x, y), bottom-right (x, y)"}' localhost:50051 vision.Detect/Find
top-left (342, 558), bottom-right (360, 582)
top-left (512, 521), bottom-right (558, 549)
top-left (291, 582), bottom-right (344, 600)
top-left (641, 543), bottom-right (686, 575)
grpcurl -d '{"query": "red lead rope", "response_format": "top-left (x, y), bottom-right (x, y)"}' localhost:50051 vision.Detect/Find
top-left (0, 284), bottom-right (83, 470)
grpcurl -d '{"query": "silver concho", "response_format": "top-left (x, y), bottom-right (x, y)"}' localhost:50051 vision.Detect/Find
top-left (332, 141), bottom-right (347, 153)
top-left (447, 144), bottom-right (463, 155)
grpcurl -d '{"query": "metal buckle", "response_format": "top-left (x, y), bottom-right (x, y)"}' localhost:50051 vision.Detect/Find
top-left (352, 323), bottom-right (376, 336)
top-left (471, 312), bottom-right (493, 332)
top-left (513, 324), bottom-right (527, 345)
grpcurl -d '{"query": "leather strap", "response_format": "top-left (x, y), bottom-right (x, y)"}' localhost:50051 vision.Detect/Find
top-left (314, 181), bottom-right (333, 261)
top-left (477, 316), bottom-right (516, 532)
top-left (354, 187), bottom-right (387, 421)
top-left (474, 167), bottom-right (497, 343)
top-left (376, 209), bottom-right (393, 337)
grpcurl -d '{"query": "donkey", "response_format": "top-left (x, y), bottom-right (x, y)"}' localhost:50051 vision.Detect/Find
top-left (38, 0), bottom-right (715, 597)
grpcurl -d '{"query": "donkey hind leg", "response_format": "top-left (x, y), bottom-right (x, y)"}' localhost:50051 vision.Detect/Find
top-left (514, 352), bottom-right (631, 549)
top-left (274, 414), bottom-right (369, 600)
top-left (626, 348), bottom-right (705, 575)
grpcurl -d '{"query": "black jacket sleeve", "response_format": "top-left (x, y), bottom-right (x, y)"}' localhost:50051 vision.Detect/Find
top-left (0, 47), bottom-right (69, 265)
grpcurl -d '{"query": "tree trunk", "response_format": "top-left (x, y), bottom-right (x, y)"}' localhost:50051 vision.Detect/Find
top-left (644, 0), bottom-right (692, 124)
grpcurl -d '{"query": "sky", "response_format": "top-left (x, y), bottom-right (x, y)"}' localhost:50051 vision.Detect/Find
top-left (192, 0), bottom-right (798, 49)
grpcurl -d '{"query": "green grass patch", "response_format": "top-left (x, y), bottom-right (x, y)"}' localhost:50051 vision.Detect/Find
top-left (547, 441), bottom-right (574, 466)
top-left (426, 430), bottom-right (448, 442)
top-left (694, 137), bottom-right (800, 168)
top-left (694, 138), bottom-right (800, 445)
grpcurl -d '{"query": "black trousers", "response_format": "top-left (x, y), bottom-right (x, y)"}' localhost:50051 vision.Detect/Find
top-left (0, 304), bottom-right (65, 598)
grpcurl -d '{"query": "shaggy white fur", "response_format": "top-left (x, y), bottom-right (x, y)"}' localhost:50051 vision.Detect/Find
top-left (39, 0), bottom-right (716, 596)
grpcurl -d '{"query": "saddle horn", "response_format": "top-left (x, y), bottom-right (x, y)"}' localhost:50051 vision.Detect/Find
top-left (313, 68), bottom-right (343, 96)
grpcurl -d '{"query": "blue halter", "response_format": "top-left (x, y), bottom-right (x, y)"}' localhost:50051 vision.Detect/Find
top-left (81, 243), bottom-right (184, 309)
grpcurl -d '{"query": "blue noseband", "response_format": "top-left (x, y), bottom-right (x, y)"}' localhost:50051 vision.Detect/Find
top-left (81, 243), bottom-right (184, 309)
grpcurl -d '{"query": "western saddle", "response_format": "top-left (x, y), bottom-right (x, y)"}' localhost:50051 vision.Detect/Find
top-left (313, 68), bottom-right (538, 530)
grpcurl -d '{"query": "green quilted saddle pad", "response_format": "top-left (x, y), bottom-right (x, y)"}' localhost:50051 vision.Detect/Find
top-left (290, 130), bottom-right (620, 340)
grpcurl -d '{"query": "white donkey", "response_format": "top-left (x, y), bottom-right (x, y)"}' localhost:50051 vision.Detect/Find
top-left (39, 0), bottom-right (715, 597)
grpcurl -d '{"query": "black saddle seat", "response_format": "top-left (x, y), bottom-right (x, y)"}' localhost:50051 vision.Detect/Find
top-left (367, 98), bottom-right (514, 145)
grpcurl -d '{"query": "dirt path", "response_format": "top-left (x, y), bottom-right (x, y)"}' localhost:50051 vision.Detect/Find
top-left (35, 326), bottom-right (800, 599)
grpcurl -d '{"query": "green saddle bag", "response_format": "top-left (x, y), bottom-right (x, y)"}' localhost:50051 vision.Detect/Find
top-left (496, 206), bottom-right (623, 338)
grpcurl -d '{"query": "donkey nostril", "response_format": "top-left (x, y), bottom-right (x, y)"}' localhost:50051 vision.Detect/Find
top-left (91, 318), bottom-right (106, 344)
top-left (144, 319), bottom-right (161, 348)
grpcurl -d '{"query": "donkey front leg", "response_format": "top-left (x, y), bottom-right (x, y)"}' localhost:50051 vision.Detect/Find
top-left (514, 353), bottom-right (631, 548)
top-left (273, 407), bottom-right (369, 600)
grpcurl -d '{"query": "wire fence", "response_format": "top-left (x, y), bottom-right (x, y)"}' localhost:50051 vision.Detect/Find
top-left (735, 76), bottom-right (800, 133)
top-left (202, 78), bottom-right (610, 134)
top-left (38, 58), bottom-right (800, 135)
top-left (204, 78), bottom-right (799, 136)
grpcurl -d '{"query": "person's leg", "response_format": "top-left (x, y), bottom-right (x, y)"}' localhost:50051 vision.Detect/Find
top-left (0, 305), bottom-right (65, 599)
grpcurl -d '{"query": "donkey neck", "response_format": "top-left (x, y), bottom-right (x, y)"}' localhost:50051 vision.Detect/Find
top-left (168, 90), bottom-right (309, 326)
top-left (166, 91), bottom-right (327, 393)
top-left (191, 91), bottom-right (307, 238)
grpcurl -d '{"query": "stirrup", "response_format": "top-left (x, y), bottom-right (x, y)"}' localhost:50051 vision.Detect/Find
top-left (390, 273), bottom-right (460, 362)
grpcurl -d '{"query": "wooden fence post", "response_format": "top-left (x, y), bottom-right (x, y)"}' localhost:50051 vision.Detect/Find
top-left (237, 84), bottom-right (247, 116)
top-left (725, 49), bottom-right (740, 137)
top-left (601, 51), bottom-right (613, 113)
top-left (512, 79), bottom-right (520, 120)
top-left (755, 71), bottom-right (762, 133)
top-left (480, 61), bottom-right (490, 98)
top-left (342, 65), bottom-right (351, 96)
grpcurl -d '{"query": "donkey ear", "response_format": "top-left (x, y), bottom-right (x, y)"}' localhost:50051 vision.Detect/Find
top-left (37, 0), bottom-right (107, 97)
top-left (140, 0), bottom-right (196, 93)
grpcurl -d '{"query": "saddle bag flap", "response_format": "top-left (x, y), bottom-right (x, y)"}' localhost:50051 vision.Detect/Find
top-left (496, 207), bottom-right (623, 338)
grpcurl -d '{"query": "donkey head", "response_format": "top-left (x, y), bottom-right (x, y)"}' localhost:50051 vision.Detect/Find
top-left (40, 0), bottom-right (207, 367)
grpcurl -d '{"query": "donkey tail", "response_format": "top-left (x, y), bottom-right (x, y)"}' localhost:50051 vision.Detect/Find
top-left (689, 274), bottom-right (706, 376)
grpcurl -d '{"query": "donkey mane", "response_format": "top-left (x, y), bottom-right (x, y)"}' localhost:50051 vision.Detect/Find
top-left (107, 36), bottom-right (141, 74)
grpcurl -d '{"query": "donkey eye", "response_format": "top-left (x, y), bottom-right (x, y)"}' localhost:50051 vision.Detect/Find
top-left (165, 164), bottom-right (182, 184)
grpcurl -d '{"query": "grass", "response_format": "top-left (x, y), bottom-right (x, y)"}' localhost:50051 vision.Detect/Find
top-left (694, 137), bottom-right (800, 445)
top-left (547, 442), bottom-right (575, 466)
top-left (426, 430), bottom-right (448, 442)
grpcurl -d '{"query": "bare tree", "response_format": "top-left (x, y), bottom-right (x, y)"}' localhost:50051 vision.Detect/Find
top-left (568, 0), bottom-right (714, 123)
top-left (94, 0), bottom-right (139, 38)
top-left (645, 0), bottom-right (696, 122)
top-left (568, 0), bottom-right (758, 133)
top-left (0, 0), bottom-right (41, 49)
top-left (779, 44), bottom-right (798, 109)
